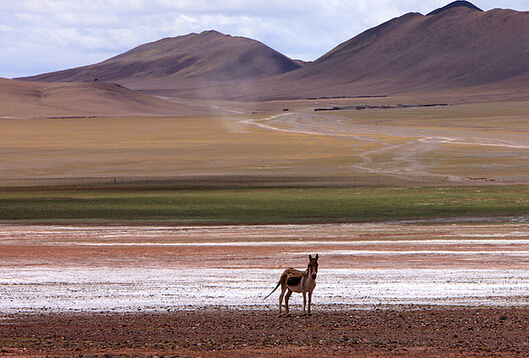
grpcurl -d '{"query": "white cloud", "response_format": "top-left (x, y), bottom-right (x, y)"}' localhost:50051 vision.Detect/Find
top-left (0, 24), bottom-right (14, 32)
top-left (1, 0), bottom-right (528, 78)
top-left (54, 12), bottom-right (120, 26)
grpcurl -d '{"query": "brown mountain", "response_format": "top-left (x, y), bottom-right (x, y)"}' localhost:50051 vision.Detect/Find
top-left (426, 0), bottom-right (482, 15)
top-left (21, 30), bottom-right (301, 93)
top-left (253, 1), bottom-right (529, 100)
top-left (19, 2), bottom-right (529, 101)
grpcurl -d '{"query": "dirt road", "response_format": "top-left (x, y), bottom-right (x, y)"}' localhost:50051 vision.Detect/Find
top-left (243, 105), bottom-right (529, 183)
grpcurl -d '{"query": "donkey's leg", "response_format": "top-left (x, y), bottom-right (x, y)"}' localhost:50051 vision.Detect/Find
top-left (284, 289), bottom-right (292, 316)
top-left (278, 287), bottom-right (286, 315)
top-left (307, 291), bottom-right (312, 316)
top-left (302, 291), bottom-right (307, 315)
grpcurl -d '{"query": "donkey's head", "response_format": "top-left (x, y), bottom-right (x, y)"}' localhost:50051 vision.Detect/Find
top-left (308, 254), bottom-right (319, 279)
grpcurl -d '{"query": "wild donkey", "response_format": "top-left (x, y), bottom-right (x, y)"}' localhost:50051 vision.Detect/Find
top-left (264, 254), bottom-right (319, 316)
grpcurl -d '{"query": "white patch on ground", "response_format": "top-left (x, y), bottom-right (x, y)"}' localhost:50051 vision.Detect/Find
top-left (2, 266), bottom-right (529, 313)
top-left (2, 224), bottom-right (529, 313)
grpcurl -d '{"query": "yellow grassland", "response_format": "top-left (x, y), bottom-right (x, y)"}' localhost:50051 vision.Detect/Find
top-left (1, 99), bottom-right (528, 187)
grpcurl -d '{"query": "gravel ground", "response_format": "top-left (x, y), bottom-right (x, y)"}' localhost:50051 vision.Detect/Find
top-left (2, 306), bottom-right (529, 357)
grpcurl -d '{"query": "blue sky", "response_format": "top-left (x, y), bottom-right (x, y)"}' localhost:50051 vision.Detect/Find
top-left (1, 0), bottom-right (527, 78)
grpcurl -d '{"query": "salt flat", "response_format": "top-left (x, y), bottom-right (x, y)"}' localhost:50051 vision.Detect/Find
top-left (2, 223), bottom-right (529, 313)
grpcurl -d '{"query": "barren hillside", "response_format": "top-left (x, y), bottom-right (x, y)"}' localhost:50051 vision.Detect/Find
top-left (0, 78), bottom-right (213, 117)
top-left (257, 1), bottom-right (529, 100)
top-left (17, 1), bottom-right (529, 101)
top-left (21, 30), bottom-right (301, 93)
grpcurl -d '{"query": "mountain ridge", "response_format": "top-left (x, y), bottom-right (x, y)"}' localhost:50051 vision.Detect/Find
top-left (427, 0), bottom-right (483, 16)
top-left (18, 2), bottom-right (529, 101)
top-left (248, 3), bottom-right (529, 100)
top-left (22, 30), bottom-right (301, 90)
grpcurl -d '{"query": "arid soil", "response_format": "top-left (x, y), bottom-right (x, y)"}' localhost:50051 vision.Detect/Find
top-left (2, 307), bottom-right (529, 357)
top-left (2, 223), bottom-right (529, 356)
top-left (2, 100), bottom-right (529, 187)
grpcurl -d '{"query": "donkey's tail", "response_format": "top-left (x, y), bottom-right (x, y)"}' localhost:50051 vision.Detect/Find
top-left (264, 280), bottom-right (281, 299)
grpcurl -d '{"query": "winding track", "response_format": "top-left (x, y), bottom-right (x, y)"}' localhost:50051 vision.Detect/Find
top-left (242, 110), bottom-right (529, 182)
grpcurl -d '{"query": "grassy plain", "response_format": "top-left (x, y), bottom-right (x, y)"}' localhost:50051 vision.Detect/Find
top-left (1, 98), bottom-right (529, 223)
top-left (0, 186), bottom-right (528, 224)
top-left (1, 99), bottom-right (528, 187)
top-left (0, 114), bottom-right (362, 186)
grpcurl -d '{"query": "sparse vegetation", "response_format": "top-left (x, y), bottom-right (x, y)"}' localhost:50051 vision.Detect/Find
top-left (2, 101), bottom-right (529, 188)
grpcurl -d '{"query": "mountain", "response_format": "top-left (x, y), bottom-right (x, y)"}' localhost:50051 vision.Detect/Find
top-left (258, 1), bottom-right (529, 100)
top-left (19, 2), bottom-right (529, 101)
top-left (0, 78), bottom-right (211, 117)
top-left (21, 30), bottom-right (301, 92)
top-left (426, 0), bottom-right (483, 16)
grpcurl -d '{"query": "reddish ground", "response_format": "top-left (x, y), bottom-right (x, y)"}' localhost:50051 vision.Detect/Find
top-left (2, 307), bottom-right (529, 357)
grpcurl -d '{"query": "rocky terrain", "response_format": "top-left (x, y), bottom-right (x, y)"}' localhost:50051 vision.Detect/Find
top-left (2, 307), bottom-right (529, 357)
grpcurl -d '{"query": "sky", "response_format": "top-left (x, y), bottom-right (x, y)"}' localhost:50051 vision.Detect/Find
top-left (1, 0), bottom-right (528, 79)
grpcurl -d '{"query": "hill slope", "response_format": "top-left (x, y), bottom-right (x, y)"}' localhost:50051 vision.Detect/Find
top-left (262, 2), bottom-right (529, 99)
top-left (21, 30), bottom-right (301, 92)
top-left (0, 78), bottom-right (210, 117)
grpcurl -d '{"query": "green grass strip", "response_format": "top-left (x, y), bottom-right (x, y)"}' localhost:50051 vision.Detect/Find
top-left (0, 186), bottom-right (528, 224)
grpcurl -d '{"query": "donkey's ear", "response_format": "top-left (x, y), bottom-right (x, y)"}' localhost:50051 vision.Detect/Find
top-left (315, 254), bottom-right (319, 260)
top-left (309, 254), bottom-right (312, 260)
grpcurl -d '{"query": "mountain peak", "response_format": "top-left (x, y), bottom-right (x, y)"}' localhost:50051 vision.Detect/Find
top-left (19, 30), bottom-right (301, 89)
top-left (427, 1), bottom-right (483, 16)
top-left (196, 30), bottom-right (226, 37)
